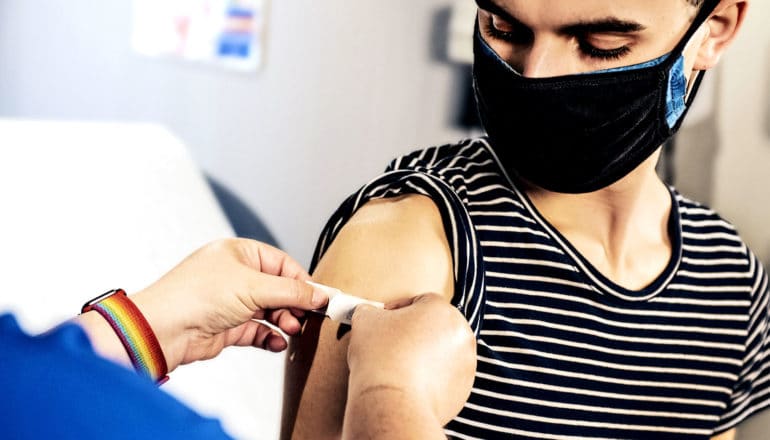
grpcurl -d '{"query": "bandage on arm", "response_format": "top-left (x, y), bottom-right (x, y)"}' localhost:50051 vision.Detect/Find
top-left (280, 195), bottom-right (454, 440)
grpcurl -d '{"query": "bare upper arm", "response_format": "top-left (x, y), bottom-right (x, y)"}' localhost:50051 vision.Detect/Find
top-left (281, 194), bottom-right (454, 440)
top-left (711, 428), bottom-right (736, 440)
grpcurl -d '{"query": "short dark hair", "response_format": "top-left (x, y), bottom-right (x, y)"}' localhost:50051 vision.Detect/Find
top-left (687, 0), bottom-right (705, 7)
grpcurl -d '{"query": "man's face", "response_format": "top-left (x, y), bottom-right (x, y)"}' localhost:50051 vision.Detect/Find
top-left (477, 0), bottom-right (701, 77)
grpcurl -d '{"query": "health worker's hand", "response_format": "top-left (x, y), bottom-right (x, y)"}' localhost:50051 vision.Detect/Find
top-left (78, 238), bottom-right (328, 373)
top-left (345, 294), bottom-right (476, 434)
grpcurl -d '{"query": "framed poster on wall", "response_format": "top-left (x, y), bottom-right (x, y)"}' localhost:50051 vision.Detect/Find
top-left (132, 0), bottom-right (267, 72)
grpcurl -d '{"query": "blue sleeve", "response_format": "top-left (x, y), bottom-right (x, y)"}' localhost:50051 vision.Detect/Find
top-left (0, 314), bottom-right (234, 440)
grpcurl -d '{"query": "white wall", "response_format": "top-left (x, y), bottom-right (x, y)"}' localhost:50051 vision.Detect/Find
top-left (2, 1), bottom-right (766, 265)
top-left (0, 0), bottom-right (468, 266)
top-left (711, 0), bottom-right (770, 264)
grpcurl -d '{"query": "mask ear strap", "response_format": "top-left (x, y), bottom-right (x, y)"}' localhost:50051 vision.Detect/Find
top-left (685, 70), bottom-right (706, 107)
top-left (670, 2), bottom-right (718, 131)
top-left (670, 68), bottom-right (707, 131)
top-left (680, 1), bottom-right (718, 112)
top-left (669, 0), bottom-right (722, 58)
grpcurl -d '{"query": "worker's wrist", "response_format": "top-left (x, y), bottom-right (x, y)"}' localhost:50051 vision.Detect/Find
top-left (76, 287), bottom-right (198, 375)
top-left (77, 289), bottom-right (172, 383)
top-left (74, 292), bottom-right (180, 375)
top-left (75, 310), bottom-right (134, 368)
top-left (128, 288), bottom-right (187, 374)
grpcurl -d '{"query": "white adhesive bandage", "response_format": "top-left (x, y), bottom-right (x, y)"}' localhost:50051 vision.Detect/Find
top-left (307, 281), bottom-right (384, 325)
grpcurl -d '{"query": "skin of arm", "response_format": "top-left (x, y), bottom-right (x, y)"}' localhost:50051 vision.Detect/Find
top-left (281, 195), bottom-right (456, 439)
top-left (711, 429), bottom-right (735, 440)
top-left (342, 295), bottom-right (477, 440)
top-left (343, 387), bottom-right (446, 440)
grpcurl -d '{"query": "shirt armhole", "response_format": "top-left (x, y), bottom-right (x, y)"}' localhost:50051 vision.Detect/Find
top-left (311, 170), bottom-right (486, 334)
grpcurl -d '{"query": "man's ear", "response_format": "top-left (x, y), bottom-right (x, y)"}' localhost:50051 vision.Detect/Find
top-left (694, 0), bottom-right (749, 70)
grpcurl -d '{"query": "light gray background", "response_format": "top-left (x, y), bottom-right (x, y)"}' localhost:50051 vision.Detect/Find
top-left (0, 0), bottom-right (471, 267)
top-left (0, 1), bottom-right (767, 267)
top-left (1, 0), bottom-right (769, 437)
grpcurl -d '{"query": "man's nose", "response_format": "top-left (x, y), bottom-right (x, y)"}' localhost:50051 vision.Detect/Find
top-left (517, 37), bottom-right (577, 78)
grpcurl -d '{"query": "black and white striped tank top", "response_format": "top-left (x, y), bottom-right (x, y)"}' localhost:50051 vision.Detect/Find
top-left (311, 138), bottom-right (770, 439)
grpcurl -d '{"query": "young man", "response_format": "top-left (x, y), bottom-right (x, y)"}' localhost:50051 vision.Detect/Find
top-left (282, 0), bottom-right (768, 439)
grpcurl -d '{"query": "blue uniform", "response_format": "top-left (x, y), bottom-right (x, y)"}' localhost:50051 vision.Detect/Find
top-left (0, 314), bottom-right (232, 440)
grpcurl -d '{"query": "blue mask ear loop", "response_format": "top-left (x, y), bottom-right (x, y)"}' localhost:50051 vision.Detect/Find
top-left (662, 0), bottom-right (720, 128)
top-left (669, 67), bottom-right (707, 131)
top-left (664, 33), bottom-right (702, 128)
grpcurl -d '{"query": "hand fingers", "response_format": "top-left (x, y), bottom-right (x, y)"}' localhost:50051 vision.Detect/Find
top-left (241, 239), bottom-right (311, 280)
top-left (232, 321), bottom-right (290, 352)
top-left (384, 296), bottom-right (420, 310)
top-left (267, 308), bottom-right (303, 336)
top-left (254, 326), bottom-right (289, 352)
top-left (410, 293), bottom-right (446, 305)
top-left (350, 303), bottom-right (382, 326)
top-left (353, 294), bottom-right (448, 326)
top-left (264, 332), bottom-right (289, 352)
top-left (248, 272), bottom-right (328, 311)
top-left (385, 293), bottom-right (446, 310)
top-left (251, 306), bottom-right (307, 322)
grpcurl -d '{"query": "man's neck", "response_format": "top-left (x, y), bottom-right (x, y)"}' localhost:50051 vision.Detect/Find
top-left (523, 152), bottom-right (674, 291)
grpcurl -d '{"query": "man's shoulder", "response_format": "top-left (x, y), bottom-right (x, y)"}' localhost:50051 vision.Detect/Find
top-left (314, 194), bottom-right (455, 303)
top-left (386, 137), bottom-right (497, 175)
top-left (674, 190), bottom-right (767, 289)
top-left (676, 192), bottom-right (731, 221)
top-left (676, 191), bottom-right (745, 239)
top-left (311, 139), bottom-right (495, 273)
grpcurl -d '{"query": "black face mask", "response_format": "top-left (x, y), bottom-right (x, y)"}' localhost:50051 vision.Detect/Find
top-left (472, 0), bottom-right (720, 194)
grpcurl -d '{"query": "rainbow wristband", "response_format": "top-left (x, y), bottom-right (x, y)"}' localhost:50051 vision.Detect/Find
top-left (82, 289), bottom-right (169, 385)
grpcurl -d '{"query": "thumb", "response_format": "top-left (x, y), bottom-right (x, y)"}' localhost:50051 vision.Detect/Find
top-left (248, 273), bottom-right (329, 311)
top-left (350, 303), bottom-right (382, 326)
top-left (385, 293), bottom-right (444, 310)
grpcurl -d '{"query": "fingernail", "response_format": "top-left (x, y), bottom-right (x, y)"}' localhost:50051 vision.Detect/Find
top-left (306, 281), bottom-right (332, 307)
top-left (312, 288), bottom-right (327, 307)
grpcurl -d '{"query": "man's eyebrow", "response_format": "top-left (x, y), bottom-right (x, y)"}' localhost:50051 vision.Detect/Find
top-left (475, 0), bottom-right (520, 25)
top-left (475, 0), bottom-right (645, 35)
top-left (559, 19), bottom-right (646, 35)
